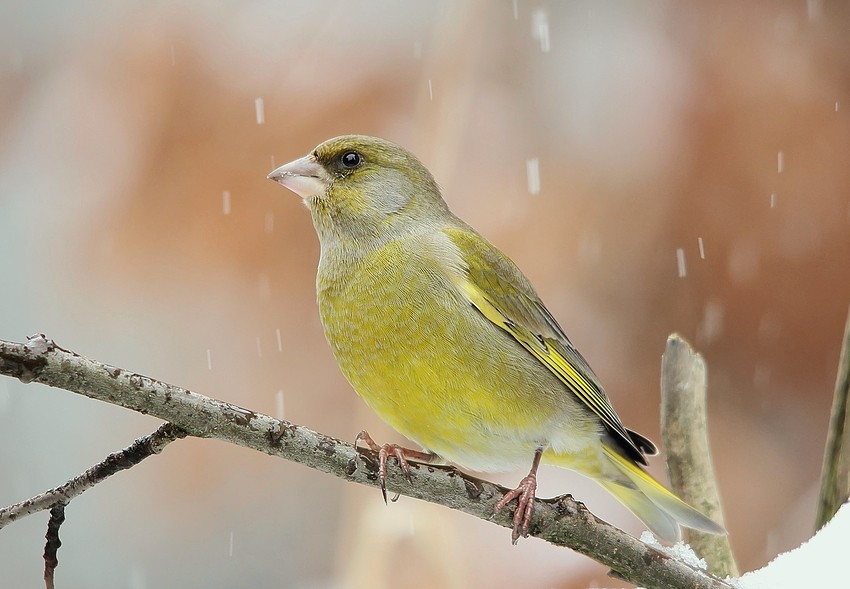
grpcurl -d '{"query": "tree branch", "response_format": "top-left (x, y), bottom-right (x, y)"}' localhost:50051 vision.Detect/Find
top-left (0, 422), bottom-right (185, 529)
top-left (0, 335), bottom-right (733, 589)
top-left (661, 334), bottom-right (738, 577)
top-left (43, 503), bottom-right (65, 589)
top-left (816, 303), bottom-right (850, 530)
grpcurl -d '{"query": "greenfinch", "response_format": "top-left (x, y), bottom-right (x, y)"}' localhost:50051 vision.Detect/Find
top-left (268, 135), bottom-right (723, 543)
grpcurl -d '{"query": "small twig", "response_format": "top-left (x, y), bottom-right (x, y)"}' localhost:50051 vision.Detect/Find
top-left (43, 503), bottom-right (65, 589)
top-left (661, 334), bottom-right (738, 577)
top-left (816, 304), bottom-right (850, 530)
top-left (0, 422), bottom-right (185, 529)
top-left (0, 335), bottom-right (734, 589)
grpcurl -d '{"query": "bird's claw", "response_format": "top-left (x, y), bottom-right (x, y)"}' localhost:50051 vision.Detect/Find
top-left (494, 473), bottom-right (538, 544)
top-left (354, 430), bottom-right (423, 503)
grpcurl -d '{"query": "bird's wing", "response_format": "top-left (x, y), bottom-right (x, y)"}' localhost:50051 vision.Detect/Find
top-left (444, 226), bottom-right (646, 463)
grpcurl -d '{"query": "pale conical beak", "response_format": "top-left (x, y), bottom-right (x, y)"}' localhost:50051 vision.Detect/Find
top-left (267, 155), bottom-right (330, 198)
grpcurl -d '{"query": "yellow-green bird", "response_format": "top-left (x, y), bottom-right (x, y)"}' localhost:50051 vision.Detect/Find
top-left (268, 135), bottom-right (723, 543)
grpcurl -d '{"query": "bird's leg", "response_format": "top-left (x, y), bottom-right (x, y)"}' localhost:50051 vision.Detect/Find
top-left (354, 430), bottom-right (436, 503)
top-left (494, 448), bottom-right (543, 544)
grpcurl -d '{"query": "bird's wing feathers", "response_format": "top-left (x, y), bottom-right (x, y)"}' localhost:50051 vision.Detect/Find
top-left (443, 226), bottom-right (645, 463)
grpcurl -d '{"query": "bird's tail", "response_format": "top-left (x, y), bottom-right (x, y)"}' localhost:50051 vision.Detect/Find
top-left (599, 444), bottom-right (725, 542)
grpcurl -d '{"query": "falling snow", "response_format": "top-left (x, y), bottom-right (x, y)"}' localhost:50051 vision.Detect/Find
top-left (255, 97), bottom-right (265, 124)
top-left (697, 237), bottom-right (705, 259)
top-left (276, 328), bottom-right (283, 352)
top-left (777, 151), bottom-right (784, 173)
top-left (532, 10), bottom-right (550, 52)
top-left (222, 191), bottom-right (231, 215)
top-left (696, 300), bottom-right (725, 344)
top-left (206, 349), bottom-right (212, 370)
top-left (807, 0), bottom-right (823, 21)
top-left (264, 212), bottom-right (274, 234)
top-left (676, 248), bottom-right (687, 278)
top-left (526, 157), bottom-right (540, 195)
top-left (276, 390), bottom-right (285, 420)
top-left (428, 79), bottom-right (433, 101)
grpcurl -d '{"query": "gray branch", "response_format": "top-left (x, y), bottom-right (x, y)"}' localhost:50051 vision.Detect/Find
top-left (661, 334), bottom-right (738, 577)
top-left (816, 304), bottom-right (850, 530)
top-left (0, 335), bottom-right (733, 589)
top-left (0, 423), bottom-right (185, 529)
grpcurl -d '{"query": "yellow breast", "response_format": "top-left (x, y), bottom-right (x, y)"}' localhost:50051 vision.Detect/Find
top-left (316, 232), bottom-right (596, 471)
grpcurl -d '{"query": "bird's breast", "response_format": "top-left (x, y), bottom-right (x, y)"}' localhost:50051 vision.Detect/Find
top-left (314, 236), bottom-right (591, 470)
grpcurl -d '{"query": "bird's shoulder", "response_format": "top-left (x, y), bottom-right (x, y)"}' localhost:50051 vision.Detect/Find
top-left (440, 223), bottom-right (563, 340)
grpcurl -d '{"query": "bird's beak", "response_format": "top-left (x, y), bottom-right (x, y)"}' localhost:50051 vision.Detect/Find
top-left (267, 155), bottom-right (330, 199)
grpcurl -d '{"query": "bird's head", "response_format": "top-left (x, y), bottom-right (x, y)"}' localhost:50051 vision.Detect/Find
top-left (268, 135), bottom-right (448, 247)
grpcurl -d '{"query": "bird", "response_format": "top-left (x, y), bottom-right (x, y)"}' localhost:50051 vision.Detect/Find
top-left (267, 135), bottom-right (724, 543)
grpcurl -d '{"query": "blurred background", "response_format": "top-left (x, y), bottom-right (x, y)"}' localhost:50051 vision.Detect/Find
top-left (1, 1), bottom-right (849, 587)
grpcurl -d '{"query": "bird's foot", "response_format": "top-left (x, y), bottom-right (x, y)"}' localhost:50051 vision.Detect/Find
top-left (494, 472), bottom-right (538, 544)
top-left (354, 430), bottom-right (434, 503)
top-left (494, 448), bottom-right (543, 544)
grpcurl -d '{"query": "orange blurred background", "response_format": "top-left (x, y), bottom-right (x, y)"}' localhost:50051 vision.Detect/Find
top-left (1, 2), bottom-right (849, 587)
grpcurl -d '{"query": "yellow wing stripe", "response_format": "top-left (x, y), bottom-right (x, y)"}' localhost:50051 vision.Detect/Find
top-left (457, 279), bottom-right (634, 446)
top-left (531, 340), bottom-right (627, 434)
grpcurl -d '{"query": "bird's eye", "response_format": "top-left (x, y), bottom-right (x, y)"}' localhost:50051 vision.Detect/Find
top-left (340, 151), bottom-right (362, 169)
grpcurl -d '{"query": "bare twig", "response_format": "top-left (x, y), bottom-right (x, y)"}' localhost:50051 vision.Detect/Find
top-left (0, 422), bottom-right (185, 529)
top-left (816, 304), bottom-right (850, 530)
top-left (661, 334), bottom-right (738, 577)
top-left (0, 335), bottom-right (734, 589)
top-left (43, 503), bottom-right (65, 589)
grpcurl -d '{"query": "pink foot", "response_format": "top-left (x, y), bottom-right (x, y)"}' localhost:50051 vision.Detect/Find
top-left (493, 448), bottom-right (543, 543)
top-left (354, 430), bottom-right (434, 503)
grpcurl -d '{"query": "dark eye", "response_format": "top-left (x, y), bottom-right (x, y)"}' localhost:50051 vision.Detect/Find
top-left (340, 151), bottom-right (362, 169)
